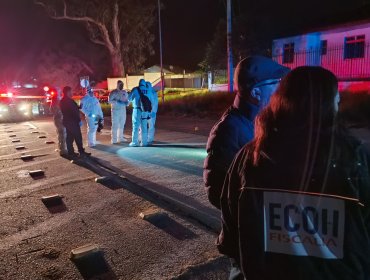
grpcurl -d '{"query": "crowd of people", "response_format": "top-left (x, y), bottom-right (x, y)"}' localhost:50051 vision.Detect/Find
top-left (50, 56), bottom-right (370, 279)
top-left (204, 57), bottom-right (370, 279)
top-left (50, 78), bottom-right (158, 158)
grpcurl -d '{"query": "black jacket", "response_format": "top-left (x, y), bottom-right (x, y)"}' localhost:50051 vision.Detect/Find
top-left (203, 95), bottom-right (260, 209)
top-left (60, 97), bottom-right (81, 127)
top-left (218, 126), bottom-right (370, 280)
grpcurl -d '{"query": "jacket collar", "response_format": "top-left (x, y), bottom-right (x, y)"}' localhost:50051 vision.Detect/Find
top-left (233, 94), bottom-right (260, 121)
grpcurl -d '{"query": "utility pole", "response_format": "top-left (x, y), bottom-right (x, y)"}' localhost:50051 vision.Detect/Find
top-left (158, 0), bottom-right (165, 102)
top-left (227, 0), bottom-right (234, 93)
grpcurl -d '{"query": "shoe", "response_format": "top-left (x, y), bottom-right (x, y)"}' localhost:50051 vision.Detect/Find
top-left (147, 141), bottom-right (153, 146)
top-left (79, 151), bottom-right (91, 157)
top-left (88, 144), bottom-right (96, 147)
top-left (64, 152), bottom-right (79, 159)
top-left (119, 139), bottom-right (127, 143)
top-left (111, 142), bottom-right (119, 145)
top-left (129, 142), bottom-right (139, 147)
top-left (141, 143), bottom-right (148, 147)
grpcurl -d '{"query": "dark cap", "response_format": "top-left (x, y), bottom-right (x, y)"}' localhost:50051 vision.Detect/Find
top-left (234, 56), bottom-right (290, 94)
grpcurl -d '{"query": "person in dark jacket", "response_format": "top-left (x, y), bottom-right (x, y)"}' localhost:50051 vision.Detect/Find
top-left (50, 87), bottom-right (67, 156)
top-left (203, 56), bottom-right (290, 210)
top-left (218, 66), bottom-right (370, 280)
top-left (59, 86), bottom-right (90, 157)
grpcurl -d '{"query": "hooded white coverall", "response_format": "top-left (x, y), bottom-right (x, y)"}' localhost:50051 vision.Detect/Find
top-left (80, 94), bottom-right (103, 147)
top-left (147, 83), bottom-right (158, 143)
top-left (128, 80), bottom-right (152, 147)
top-left (109, 89), bottom-right (128, 143)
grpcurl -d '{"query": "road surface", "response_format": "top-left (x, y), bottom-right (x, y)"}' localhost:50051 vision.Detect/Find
top-left (0, 116), bottom-right (229, 280)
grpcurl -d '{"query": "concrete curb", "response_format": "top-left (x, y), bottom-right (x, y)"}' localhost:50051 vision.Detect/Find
top-left (78, 157), bottom-right (221, 233)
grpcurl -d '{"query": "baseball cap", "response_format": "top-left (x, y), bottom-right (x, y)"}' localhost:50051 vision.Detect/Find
top-left (234, 56), bottom-right (290, 94)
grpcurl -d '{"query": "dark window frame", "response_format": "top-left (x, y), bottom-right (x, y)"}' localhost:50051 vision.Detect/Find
top-left (283, 43), bottom-right (295, 64)
top-left (321, 40), bottom-right (328, 55)
top-left (344, 35), bottom-right (365, 59)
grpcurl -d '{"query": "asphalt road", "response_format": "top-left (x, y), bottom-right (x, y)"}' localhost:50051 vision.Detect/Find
top-left (0, 118), bottom-right (229, 280)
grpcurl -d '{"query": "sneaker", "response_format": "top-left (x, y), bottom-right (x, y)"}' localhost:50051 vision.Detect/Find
top-left (129, 142), bottom-right (139, 147)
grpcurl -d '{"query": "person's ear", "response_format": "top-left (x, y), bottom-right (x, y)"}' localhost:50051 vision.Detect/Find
top-left (250, 87), bottom-right (262, 101)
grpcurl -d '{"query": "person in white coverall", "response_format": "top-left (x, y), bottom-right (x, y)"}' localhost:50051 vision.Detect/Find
top-left (128, 79), bottom-right (152, 147)
top-left (109, 80), bottom-right (129, 144)
top-left (80, 84), bottom-right (104, 147)
top-left (146, 82), bottom-right (158, 145)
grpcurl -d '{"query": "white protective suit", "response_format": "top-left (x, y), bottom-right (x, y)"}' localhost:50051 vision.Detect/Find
top-left (80, 93), bottom-right (103, 147)
top-left (128, 80), bottom-right (152, 147)
top-left (109, 89), bottom-right (128, 143)
top-left (146, 82), bottom-right (158, 144)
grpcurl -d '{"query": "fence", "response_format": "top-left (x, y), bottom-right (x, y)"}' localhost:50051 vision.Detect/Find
top-left (272, 43), bottom-right (370, 81)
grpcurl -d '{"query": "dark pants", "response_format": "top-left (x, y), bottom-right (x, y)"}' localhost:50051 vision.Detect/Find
top-left (65, 123), bottom-right (84, 154)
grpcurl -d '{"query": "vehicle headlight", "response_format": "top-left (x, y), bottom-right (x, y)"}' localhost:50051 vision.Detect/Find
top-left (0, 106), bottom-right (8, 112)
top-left (18, 104), bottom-right (29, 111)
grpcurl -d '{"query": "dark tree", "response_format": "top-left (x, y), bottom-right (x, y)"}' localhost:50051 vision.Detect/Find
top-left (35, 0), bottom-right (156, 76)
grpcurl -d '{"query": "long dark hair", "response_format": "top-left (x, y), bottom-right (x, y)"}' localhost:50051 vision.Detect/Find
top-left (253, 66), bottom-right (338, 167)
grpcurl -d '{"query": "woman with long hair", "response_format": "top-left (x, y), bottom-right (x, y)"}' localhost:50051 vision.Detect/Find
top-left (218, 66), bottom-right (370, 280)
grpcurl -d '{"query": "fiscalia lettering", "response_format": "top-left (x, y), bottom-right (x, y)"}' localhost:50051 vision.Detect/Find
top-left (269, 232), bottom-right (338, 247)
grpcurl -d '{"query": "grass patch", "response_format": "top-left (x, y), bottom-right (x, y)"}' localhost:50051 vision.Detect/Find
top-left (101, 89), bottom-right (370, 126)
top-left (158, 91), bottom-right (234, 118)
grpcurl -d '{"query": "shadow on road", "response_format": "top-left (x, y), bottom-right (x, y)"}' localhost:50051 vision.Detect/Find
top-left (67, 155), bottom-right (220, 232)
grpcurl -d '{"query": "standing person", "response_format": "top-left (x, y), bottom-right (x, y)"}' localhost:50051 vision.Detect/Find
top-left (50, 87), bottom-right (67, 156)
top-left (109, 80), bottom-right (129, 144)
top-left (203, 56), bottom-right (289, 279)
top-left (204, 56), bottom-right (289, 209)
top-left (146, 81), bottom-right (158, 145)
top-left (128, 79), bottom-right (152, 147)
top-left (59, 86), bottom-right (90, 157)
top-left (80, 82), bottom-right (104, 147)
top-left (219, 66), bottom-right (370, 280)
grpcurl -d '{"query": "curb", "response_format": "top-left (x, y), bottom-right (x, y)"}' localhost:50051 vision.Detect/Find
top-left (77, 157), bottom-right (221, 233)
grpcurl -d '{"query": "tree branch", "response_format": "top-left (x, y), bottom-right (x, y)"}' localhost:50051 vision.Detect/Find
top-left (35, 0), bottom-right (115, 52)
top-left (112, 1), bottom-right (121, 49)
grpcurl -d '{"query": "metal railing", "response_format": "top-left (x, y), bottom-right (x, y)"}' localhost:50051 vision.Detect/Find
top-left (272, 43), bottom-right (370, 81)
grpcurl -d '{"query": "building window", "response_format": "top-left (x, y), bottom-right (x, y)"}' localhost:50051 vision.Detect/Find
top-left (344, 35), bottom-right (365, 59)
top-left (321, 40), bottom-right (327, 55)
top-left (283, 43), bottom-right (295, 64)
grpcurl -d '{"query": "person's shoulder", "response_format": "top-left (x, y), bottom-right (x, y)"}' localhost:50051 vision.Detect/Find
top-left (208, 108), bottom-right (240, 142)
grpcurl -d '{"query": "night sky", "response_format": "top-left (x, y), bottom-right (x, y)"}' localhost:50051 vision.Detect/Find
top-left (0, 0), bottom-right (369, 81)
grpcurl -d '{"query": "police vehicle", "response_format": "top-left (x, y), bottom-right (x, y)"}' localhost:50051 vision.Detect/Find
top-left (0, 80), bottom-right (55, 121)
